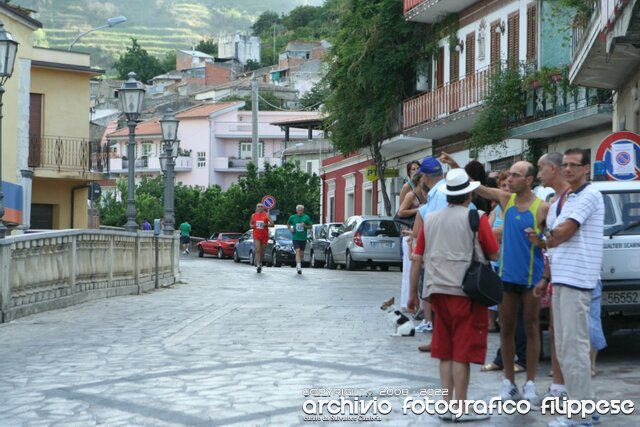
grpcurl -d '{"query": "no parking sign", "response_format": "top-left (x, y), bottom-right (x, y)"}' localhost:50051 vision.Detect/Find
top-left (595, 131), bottom-right (640, 181)
top-left (262, 195), bottom-right (276, 210)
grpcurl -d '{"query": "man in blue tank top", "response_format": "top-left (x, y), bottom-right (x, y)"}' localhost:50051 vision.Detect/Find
top-left (476, 161), bottom-right (549, 403)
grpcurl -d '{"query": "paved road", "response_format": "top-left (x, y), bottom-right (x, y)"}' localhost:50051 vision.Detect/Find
top-left (0, 255), bottom-right (638, 426)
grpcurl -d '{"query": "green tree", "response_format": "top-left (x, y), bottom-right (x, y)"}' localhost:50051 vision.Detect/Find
top-left (251, 11), bottom-right (281, 37)
top-left (324, 0), bottom-right (428, 215)
top-left (160, 50), bottom-right (177, 73)
top-left (113, 38), bottom-right (164, 83)
top-left (195, 38), bottom-right (218, 56)
top-left (215, 162), bottom-right (320, 232)
top-left (299, 81), bottom-right (329, 111)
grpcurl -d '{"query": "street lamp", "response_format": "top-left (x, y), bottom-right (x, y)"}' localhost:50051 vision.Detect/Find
top-left (69, 16), bottom-right (127, 50)
top-left (0, 20), bottom-right (19, 239)
top-left (119, 72), bottom-right (146, 232)
top-left (159, 108), bottom-right (179, 236)
top-left (280, 142), bottom-right (304, 165)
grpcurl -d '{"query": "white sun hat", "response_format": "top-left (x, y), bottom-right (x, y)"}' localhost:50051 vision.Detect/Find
top-left (440, 168), bottom-right (481, 196)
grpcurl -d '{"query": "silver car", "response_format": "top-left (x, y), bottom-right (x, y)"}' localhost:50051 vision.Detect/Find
top-left (326, 216), bottom-right (402, 271)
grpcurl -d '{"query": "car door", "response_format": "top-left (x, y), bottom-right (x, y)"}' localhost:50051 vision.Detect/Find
top-left (237, 231), bottom-right (252, 259)
top-left (263, 228), bottom-right (276, 264)
top-left (331, 217), bottom-right (358, 263)
top-left (208, 233), bottom-right (219, 255)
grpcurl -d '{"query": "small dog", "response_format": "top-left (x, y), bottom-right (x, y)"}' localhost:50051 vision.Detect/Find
top-left (380, 297), bottom-right (415, 337)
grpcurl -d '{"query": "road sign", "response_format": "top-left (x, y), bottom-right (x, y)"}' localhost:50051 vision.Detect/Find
top-left (383, 168), bottom-right (399, 178)
top-left (88, 182), bottom-right (101, 200)
top-left (262, 195), bottom-right (277, 210)
top-left (595, 131), bottom-right (640, 181)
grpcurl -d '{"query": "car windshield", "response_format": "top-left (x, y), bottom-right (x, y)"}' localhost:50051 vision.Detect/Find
top-left (220, 233), bottom-right (242, 241)
top-left (275, 228), bottom-right (292, 240)
top-left (359, 220), bottom-right (400, 237)
top-left (603, 191), bottom-right (640, 236)
top-left (328, 224), bottom-right (343, 237)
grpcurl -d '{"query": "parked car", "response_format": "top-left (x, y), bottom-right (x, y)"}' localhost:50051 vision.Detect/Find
top-left (233, 230), bottom-right (255, 264)
top-left (263, 225), bottom-right (296, 267)
top-left (303, 222), bottom-right (344, 268)
top-left (326, 216), bottom-right (402, 271)
top-left (196, 232), bottom-right (243, 259)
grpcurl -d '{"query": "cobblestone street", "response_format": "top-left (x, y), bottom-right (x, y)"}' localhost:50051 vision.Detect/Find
top-left (0, 255), bottom-right (638, 426)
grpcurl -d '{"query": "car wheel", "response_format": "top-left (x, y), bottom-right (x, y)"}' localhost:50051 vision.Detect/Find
top-left (273, 250), bottom-right (282, 267)
top-left (380, 265), bottom-right (389, 272)
top-left (198, 247), bottom-right (204, 258)
top-left (217, 247), bottom-right (224, 259)
top-left (249, 251), bottom-right (255, 266)
top-left (233, 249), bottom-right (240, 263)
top-left (326, 250), bottom-right (336, 270)
top-left (345, 251), bottom-right (356, 271)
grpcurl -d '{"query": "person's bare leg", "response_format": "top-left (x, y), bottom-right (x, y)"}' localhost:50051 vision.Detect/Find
top-left (423, 301), bottom-right (432, 323)
top-left (549, 301), bottom-right (565, 385)
top-left (452, 362), bottom-right (470, 401)
top-left (439, 360), bottom-right (453, 403)
top-left (590, 346), bottom-right (598, 376)
top-left (254, 241), bottom-right (263, 266)
top-left (499, 292), bottom-right (519, 384)
top-left (522, 290), bottom-right (541, 382)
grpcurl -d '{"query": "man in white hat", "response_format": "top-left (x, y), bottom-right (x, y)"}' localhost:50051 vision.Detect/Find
top-left (409, 169), bottom-right (499, 421)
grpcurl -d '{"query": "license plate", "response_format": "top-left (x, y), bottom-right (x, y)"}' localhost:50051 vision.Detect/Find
top-left (602, 291), bottom-right (640, 306)
top-left (371, 241), bottom-right (393, 248)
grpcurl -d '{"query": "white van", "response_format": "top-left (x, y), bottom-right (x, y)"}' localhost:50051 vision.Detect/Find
top-left (592, 181), bottom-right (640, 334)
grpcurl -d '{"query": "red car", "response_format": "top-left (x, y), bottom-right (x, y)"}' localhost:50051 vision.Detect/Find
top-left (196, 232), bottom-right (243, 259)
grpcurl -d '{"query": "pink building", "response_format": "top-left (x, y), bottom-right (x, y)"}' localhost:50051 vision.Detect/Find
top-left (106, 103), bottom-right (323, 190)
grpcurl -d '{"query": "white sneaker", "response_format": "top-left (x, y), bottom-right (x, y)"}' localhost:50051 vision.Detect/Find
top-left (522, 380), bottom-right (539, 404)
top-left (500, 379), bottom-right (522, 401)
top-left (415, 320), bottom-right (433, 333)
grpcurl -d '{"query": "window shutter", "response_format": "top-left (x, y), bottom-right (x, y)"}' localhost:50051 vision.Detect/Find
top-left (466, 32), bottom-right (475, 75)
top-left (450, 50), bottom-right (459, 82)
top-left (490, 22), bottom-right (500, 67)
top-left (437, 47), bottom-right (445, 87)
top-left (508, 12), bottom-right (520, 67)
top-left (527, 4), bottom-right (537, 62)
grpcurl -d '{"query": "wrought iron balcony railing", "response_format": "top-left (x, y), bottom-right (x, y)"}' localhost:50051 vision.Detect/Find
top-left (28, 135), bottom-right (108, 174)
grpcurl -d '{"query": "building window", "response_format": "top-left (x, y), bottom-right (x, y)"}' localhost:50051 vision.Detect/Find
top-left (363, 188), bottom-right (373, 215)
top-left (141, 143), bottom-right (154, 157)
top-left (346, 192), bottom-right (355, 218)
top-left (240, 142), bottom-right (264, 159)
top-left (197, 151), bottom-right (206, 168)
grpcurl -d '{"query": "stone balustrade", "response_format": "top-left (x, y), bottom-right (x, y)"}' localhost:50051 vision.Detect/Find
top-left (0, 229), bottom-right (179, 323)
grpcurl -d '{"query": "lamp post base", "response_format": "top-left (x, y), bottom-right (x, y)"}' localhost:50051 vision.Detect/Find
top-left (124, 220), bottom-right (138, 233)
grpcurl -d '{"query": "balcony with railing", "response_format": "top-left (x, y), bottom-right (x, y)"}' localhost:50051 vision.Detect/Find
top-left (108, 156), bottom-right (192, 174)
top-left (212, 157), bottom-right (281, 172)
top-left (28, 136), bottom-right (107, 179)
top-left (404, 0), bottom-right (479, 23)
top-left (507, 85), bottom-right (613, 139)
top-left (402, 67), bottom-right (490, 139)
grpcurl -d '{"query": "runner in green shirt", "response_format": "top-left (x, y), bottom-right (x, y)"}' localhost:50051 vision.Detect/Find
top-left (287, 205), bottom-right (313, 275)
top-left (179, 221), bottom-right (191, 254)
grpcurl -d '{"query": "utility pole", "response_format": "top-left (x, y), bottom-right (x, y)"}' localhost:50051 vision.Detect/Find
top-left (273, 24), bottom-right (276, 64)
top-left (251, 76), bottom-right (259, 166)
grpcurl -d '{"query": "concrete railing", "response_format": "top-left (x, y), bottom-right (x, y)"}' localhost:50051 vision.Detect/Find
top-left (0, 229), bottom-right (180, 323)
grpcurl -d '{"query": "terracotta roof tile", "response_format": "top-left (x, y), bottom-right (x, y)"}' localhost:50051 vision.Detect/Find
top-left (107, 118), bottom-right (161, 138)
top-left (176, 102), bottom-right (242, 119)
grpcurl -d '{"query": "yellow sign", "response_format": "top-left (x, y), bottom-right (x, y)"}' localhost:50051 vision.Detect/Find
top-left (365, 165), bottom-right (378, 181)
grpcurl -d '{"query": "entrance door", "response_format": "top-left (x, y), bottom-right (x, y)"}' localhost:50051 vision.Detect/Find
top-left (31, 203), bottom-right (54, 229)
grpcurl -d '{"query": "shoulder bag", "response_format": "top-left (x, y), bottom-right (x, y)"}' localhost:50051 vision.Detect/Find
top-left (462, 209), bottom-right (503, 306)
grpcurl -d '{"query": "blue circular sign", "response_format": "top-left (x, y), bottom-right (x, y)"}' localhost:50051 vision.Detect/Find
top-left (262, 195), bottom-right (276, 210)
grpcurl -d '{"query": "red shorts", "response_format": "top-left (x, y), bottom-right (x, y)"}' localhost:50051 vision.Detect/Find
top-left (430, 294), bottom-right (488, 364)
top-left (253, 233), bottom-right (268, 245)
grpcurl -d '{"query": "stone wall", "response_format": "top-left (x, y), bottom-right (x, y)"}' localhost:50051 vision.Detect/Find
top-left (0, 230), bottom-right (179, 322)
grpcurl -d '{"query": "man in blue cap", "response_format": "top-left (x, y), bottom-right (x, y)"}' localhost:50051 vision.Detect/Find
top-left (410, 156), bottom-right (445, 342)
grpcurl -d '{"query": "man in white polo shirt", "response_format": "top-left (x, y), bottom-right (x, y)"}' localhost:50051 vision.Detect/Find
top-left (543, 148), bottom-right (604, 427)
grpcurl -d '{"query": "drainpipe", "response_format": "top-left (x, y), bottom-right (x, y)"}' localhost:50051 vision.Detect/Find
top-left (71, 184), bottom-right (89, 228)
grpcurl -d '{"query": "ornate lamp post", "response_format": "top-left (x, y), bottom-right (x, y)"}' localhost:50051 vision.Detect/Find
top-left (159, 108), bottom-right (179, 236)
top-left (119, 72), bottom-right (146, 232)
top-left (0, 20), bottom-right (19, 239)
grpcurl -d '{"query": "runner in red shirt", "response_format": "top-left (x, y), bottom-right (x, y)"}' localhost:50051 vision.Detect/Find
top-left (250, 202), bottom-right (274, 273)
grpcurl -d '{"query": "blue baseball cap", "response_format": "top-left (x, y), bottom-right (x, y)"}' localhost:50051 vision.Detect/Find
top-left (420, 156), bottom-right (443, 175)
